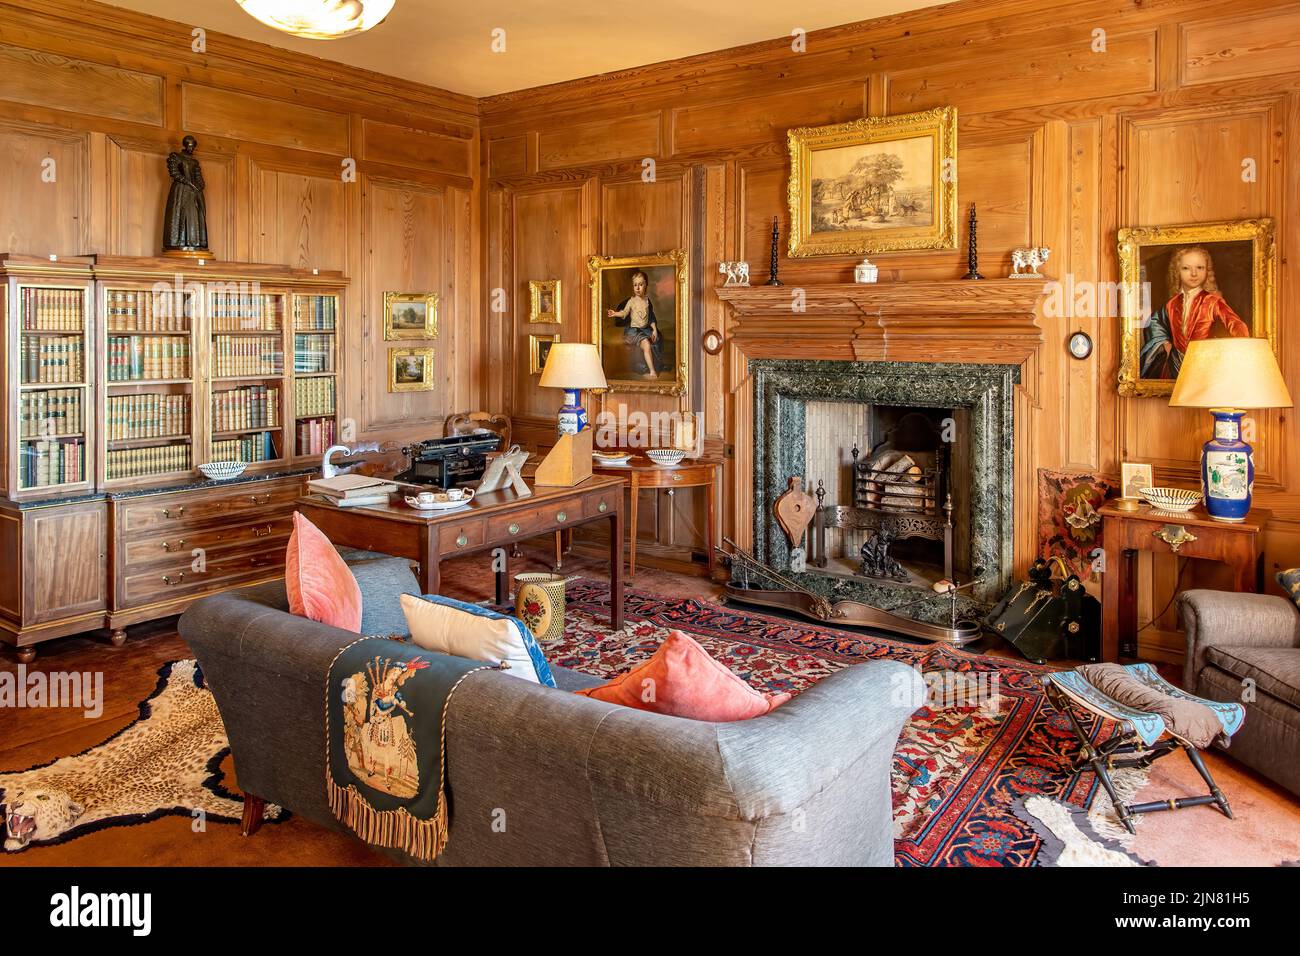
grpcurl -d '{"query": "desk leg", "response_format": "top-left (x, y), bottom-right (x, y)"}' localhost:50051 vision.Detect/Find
top-left (1118, 549), bottom-right (1137, 659)
top-left (496, 547), bottom-right (510, 606)
top-left (418, 533), bottom-right (440, 595)
top-left (1102, 541), bottom-right (1120, 663)
top-left (706, 472), bottom-right (717, 578)
top-left (609, 509), bottom-right (624, 631)
top-left (628, 476), bottom-right (638, 581)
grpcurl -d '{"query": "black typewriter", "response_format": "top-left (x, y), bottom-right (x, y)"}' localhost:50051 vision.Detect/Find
top-left (394, 433), bottom-right (503, 489)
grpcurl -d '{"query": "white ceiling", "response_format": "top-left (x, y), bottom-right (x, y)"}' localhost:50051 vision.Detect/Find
top-left (104, 0), bottom-right (947, 97)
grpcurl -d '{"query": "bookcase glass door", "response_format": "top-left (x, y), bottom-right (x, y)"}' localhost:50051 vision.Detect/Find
top-left (103, 286), bottom-right (196, 483)
top-left (18, 284), bottom-right (89, 490)
top-left (292, 293), bottom-right (338, 457)
top-left (208, 288), bottom-right (287, 466)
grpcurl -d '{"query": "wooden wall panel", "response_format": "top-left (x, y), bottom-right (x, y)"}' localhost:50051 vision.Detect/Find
top-left (1181, 8), bottom-right (1300, 86)
top-left (0, 122), bottom-right (88, 255)
top-left (672, 82), bottom-right (866, 154)
top-left (109, 138), bottom-right (234, 259)
top-left (538, 113), bottom-right (660, 172)
top-left (251, 165), bottom-right (348, 273)
top-left (488, 136), bottom-right (528, 178)
top-left (0, 42), bottom-right (163, 126)
top-left (182, 85), bottom-right (350, 156)
top-left (362, 119), bottom-right (472, 178)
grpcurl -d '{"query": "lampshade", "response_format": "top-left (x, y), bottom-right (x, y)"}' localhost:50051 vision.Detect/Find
top-left (1169, 338), bottom-right (1293, 410)
top-left (539, 343), bottom-right (607, 390)
top-left (236, 0), bottom-right (395, 40)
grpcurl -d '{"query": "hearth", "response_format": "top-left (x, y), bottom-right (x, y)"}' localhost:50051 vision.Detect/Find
top-left (751, 359), bottom-right (1017, 623)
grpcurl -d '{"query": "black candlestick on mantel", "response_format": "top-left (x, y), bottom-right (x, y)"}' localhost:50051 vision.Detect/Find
top-left (961, 202), bottom-right (984, 280)
top-left (766, 216), bottom-right (783, 286)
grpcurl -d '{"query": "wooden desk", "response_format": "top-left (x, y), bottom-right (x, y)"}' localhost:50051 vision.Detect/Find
top-left (1099, 500), bottom-right (1269, 662)
top-left (296, 475), bottom-right (625, 630)
top-left (591, 454), bottom-right (722, 579)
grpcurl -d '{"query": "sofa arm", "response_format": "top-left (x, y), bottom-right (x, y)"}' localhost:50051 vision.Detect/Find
top-left (1178, 589), bottom-right (1300, 689)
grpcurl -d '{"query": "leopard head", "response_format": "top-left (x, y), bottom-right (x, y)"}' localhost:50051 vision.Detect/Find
top-left (1, 785), bottom-right (85, 851)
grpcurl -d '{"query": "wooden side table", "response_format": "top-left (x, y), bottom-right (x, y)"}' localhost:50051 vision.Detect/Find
top-left (591, 454), bottom-right (722, 579)
top-left (1099, 500), bottom-right (1269, 662)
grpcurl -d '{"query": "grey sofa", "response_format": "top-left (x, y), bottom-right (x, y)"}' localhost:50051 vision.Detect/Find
top-left (1178, 588), bottom-right (1300, 798)
top-left (179, 556), bottom-right (922, 866)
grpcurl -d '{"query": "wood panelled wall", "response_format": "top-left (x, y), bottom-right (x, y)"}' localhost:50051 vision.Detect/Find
top-left (0, 0), bottom-right (483, 446)
top-left (481, 0), bottom-right (1300, 657)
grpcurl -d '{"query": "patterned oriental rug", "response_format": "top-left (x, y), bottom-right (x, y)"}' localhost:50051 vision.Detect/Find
top-left (550, 579), bottom-right (1113, 867)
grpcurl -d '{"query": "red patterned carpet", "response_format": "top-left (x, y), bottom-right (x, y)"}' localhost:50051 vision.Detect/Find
top-left (549, 578), bottom-right (1106, 867)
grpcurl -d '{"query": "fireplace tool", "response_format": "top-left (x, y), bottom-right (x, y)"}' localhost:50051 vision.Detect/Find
top-left (718, 539), bottom-right (982, 646)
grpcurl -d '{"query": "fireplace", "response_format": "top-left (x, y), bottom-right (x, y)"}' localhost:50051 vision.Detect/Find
top-left (751, 359), bottom-right (1018, 621)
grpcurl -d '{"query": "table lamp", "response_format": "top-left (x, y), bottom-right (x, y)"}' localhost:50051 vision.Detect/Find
top-left (1169, 337), bottom-right (1292, 522)
top-left (539, 343), bottom-right (606, 435)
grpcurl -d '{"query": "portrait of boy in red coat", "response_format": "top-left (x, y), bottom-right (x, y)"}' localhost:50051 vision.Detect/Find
top-left (1140, 245), bottom-right (1250, 380)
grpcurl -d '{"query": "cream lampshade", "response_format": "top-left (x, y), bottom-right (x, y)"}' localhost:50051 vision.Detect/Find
top-left (1169, 337), bottom-right (1292, 522)
top-left (539, 343), bottom-right (606, 434)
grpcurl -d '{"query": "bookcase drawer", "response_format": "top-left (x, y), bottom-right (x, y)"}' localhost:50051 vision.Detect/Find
top-left (120, 516), bottom-right (293, 570)
top-left (118, 545), bottom-right (286, 609)
top-left (117, 477), bottom-right (304, 535)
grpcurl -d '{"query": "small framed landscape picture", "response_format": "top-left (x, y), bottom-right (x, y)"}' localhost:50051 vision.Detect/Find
top-left (384, 291), bottom-right (438, 340)
top-left (1120, 462), bottom-right (1154, 500)
top-left (389, 347), bottom-right (435, 392)
top-left (529, 280), bottom-right (560, 323)
top-left (529, 333), bottom-right (558, 375)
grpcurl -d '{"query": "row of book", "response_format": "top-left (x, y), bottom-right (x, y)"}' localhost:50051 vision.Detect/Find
top-left (19, 438), bottom-right (84, 488)
top-left (107, 336), bottom-right (192, 381)
top-left (212, 432), bottom-right (278, 463)
top-left (295, 376), bottom-right (335, 418)
top-left (104, 289), bottom-right (194, 332)
top-left (106, 393), bottom-right (190, 441)
top-left (212, 335), bottom-right (283, 377)
top-left (21, 336), bottom-right (84, 384)
top-left (212, 385), bottom-right (281, 433)
top-left (20, 287), bottom-right (84, 331)
top-left (20, 389), bottom-right (83, 438)
top-left (107, 443), bottom-right (190, 480)
top-left (210, 293), bottom-right (280, 331)
top-left (296, 416), bottom-right (338, 456)
top-left (293, 334), bottom-right (336, 373)
top-left (293, 296), bottom-right (337, 331)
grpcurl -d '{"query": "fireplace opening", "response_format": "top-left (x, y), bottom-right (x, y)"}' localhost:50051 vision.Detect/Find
top-left (804, 400), bottom-right (972, 591)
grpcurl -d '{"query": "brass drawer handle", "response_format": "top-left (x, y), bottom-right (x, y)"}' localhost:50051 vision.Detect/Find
top-left (556, 511), bottom-right (567, 523)
top-left (164, 506), bottom-right (185, 519)
top-left (248, 494), bottom-right (271, 505)
top-left (252, 524), bottom-right (273, 537)
top-left (672, 473), bottom-right (682, 481)
top-left (1153, 524), bottom-right (1197, 554)
top-left (456, 534), bottom-right (468, 548)
top-left (162, 538), bottom-right (186, 552)
top-left (162, 572), bottom-right (185, 586)
top-left (507, 522), bottom-right (521, 536)
top-left (598, 501), bottom-right (608, 513)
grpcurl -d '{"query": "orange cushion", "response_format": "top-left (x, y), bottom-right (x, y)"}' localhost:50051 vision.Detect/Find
top-left (285, 511), bottom-right (361, 632)
top-left (575, 630), bottom-right (790, 721)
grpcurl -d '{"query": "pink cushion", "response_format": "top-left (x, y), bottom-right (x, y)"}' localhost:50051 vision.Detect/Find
top-left (575, 630), bottom-right (790, 721)
top-left (285, 511), bottom-right (361, 632)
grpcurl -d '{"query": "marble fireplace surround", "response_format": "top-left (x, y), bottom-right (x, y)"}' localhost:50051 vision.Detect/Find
top-left (717, 281), bottom-right (1045, 622)
top-left (752, 359), bottom-right (1016, 610)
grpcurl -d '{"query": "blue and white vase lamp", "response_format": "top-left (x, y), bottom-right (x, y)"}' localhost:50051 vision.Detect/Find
top-left (1169, 338), bottom-right (1292, 523)
top-left (537, 342), bottom-right (608, 436)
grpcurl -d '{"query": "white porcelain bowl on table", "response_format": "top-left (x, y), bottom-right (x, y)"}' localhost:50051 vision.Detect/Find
top-left (593, 451), bottom-right (634, 466)
top-left (198, 460), bottom-right (248, 481)
top-left (405, 488), bottom-right (476, 511)
top-left (1138, 486), bottom-right (1202, 513)
top-left (645, 448), bottom-right (686, 466)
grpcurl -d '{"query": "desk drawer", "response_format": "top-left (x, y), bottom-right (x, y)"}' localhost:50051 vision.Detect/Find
top-left (438, 518), bottom-right (486, 555)
top-left (117, 478), bottom-right (303, 536)
top-left (120, 517), bottom-right (293, 570)
top-left (583, 488), bottom-right (620, 519)
top-left (486, 501), bottom-right (580, 541)
top-left (118, 545), bottom-right (285, 608)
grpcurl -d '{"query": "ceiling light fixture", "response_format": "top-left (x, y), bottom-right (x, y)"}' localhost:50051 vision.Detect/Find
top-left (235, 0), bottom-right (395, 40)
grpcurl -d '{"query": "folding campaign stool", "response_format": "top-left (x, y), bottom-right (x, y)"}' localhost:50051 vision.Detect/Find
top-left (1041, 662), bottom-right (1245, 834)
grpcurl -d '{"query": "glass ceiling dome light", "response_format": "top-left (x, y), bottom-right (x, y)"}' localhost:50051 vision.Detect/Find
top-left (235, 0), bottom-right (395, 40)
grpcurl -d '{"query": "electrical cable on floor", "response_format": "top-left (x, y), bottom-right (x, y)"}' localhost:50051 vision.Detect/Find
top-left (1136, 556), bottom-right (1190, 633)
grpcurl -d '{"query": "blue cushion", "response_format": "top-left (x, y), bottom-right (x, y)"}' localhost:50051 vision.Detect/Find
top-left (410, 593), bottom-right (556, 688)
top-left (345, 555), bottom-right (421, 637)
top-left (1278, 569), bottom-right (1300, 612)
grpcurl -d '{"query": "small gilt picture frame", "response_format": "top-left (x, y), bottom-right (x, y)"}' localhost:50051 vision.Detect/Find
top-left (528, 280), bottom-right (561, 323)
top-left (529, 333), bottom-right (559, 375)
top-left (389, 346), bottom-right (435, 392)
top-left (384, 291), bottom-right (438, 340)
top-left (1120, 462), bottom-right (1154, 501)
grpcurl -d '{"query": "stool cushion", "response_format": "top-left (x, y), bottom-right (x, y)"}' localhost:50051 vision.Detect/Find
top-left (1078, 663), bottom-right (1223, 748)
top-left (1205, 646), bottom-right (1300, 710)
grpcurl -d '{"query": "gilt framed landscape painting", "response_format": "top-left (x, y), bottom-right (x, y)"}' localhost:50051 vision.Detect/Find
top-left (588, 249), bottom-right (689, 395)
top-left (384, 291), bottom-right (438, 340)
top-left (1117, 218), bottom-right (1276, 397)
top-left (787, 106), bottom-right (958, 257)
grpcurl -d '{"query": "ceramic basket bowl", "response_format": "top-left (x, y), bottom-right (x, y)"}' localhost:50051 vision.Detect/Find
top-left (1138, 486), bottom-right (1202, 513)
top-left (198, 460), bottom-right (248, 481)
top-left (645, 448), bottom-right (687, 466)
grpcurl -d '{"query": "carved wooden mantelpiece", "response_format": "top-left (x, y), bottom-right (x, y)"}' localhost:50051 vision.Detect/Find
top-left (716, 280), bottom-right (1044, 364)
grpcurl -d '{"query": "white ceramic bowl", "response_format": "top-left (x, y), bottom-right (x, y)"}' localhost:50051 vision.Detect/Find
top-left (593, 451), bottom-right (633, 465)
top-left (1138, 486), bottom-right (1202, 513)
top-left (645, 448), bottom-right (686, 466)
top-left (199, 460), bottom-right (248, 481)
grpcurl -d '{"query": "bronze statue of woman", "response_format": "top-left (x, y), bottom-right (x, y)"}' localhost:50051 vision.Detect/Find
top-left (163, 135), bottom-right (210, 256)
